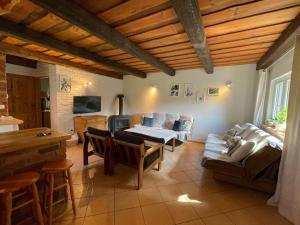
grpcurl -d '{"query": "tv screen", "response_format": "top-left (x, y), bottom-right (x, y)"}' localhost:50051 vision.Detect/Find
top-left (73, 96), bottom-right (101, 114)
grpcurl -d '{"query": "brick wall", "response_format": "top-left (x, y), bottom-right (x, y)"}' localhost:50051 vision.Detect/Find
top-left (0, 53), bottom-right (8, 116)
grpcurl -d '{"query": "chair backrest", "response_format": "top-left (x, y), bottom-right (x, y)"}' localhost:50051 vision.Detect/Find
top-left (113, 131), bottom-right (145, 168)
top-left (84, 127), bottom-right (112, 156)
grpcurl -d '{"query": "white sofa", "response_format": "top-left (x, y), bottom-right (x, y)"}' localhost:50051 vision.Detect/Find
top-left (204, 123), bottom-right (283, 163)
top-left (130, 112), bottom-right (193, 141)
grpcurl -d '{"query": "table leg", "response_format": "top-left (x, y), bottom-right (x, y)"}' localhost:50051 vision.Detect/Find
top-left (172, 138), bottom-right (175, 152)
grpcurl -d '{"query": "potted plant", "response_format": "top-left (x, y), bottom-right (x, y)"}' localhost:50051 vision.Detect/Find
top-left (275, 108), bottom-right (288, 131)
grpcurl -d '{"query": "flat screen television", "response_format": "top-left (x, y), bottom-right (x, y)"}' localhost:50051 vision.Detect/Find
top-left (73, 96), bottom-right (101, 114)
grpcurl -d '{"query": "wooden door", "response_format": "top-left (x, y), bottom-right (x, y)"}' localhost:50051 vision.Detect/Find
top-left (7, 74), bottom-right (42, 129)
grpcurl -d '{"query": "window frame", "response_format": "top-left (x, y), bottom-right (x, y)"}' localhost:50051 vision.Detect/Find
top-left (266, 71), bottom-right (291, 121)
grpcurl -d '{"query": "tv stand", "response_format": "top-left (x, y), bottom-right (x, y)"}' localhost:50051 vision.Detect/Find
top-left (74, 115), bottom-right (107, 142)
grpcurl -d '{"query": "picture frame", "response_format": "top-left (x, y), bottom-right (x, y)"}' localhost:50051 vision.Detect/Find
top-left (59, 74), bottom-right (72, 93)
top-left (183, 83), bottom-right (194, 97)
top-left (169, 83), bottom-right (180, 97)
top-left (207, 87), bottom-right (219, 96)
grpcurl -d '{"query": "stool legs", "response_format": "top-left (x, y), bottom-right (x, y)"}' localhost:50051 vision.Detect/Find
top-left (30, 184), bottom-right (44, 225)
top-left (63, 171), bottom-right (68, 202)
top-left (3, 192), bottom-right (12, 225)
top-left (48, 174), bottom-right (54, 225)
top-left (67, 169), bottom-right (76, 215)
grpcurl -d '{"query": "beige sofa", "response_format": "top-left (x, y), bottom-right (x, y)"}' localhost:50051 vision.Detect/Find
top-left (202, 123), bottom-right (283, 193)
top-left (130, 112), bottom-right (193, 141)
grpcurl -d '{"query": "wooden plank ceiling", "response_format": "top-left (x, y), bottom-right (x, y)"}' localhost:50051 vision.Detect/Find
top-left (0, 0), bottom-right (299, 79)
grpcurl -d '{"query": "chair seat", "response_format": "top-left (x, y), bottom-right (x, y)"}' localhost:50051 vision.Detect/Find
top-left (0, 171), bottom-right (40, 192)
top-left (42, 159), bottom-right (73, 173)
top-left (144, 147), bottom-right (160, 169)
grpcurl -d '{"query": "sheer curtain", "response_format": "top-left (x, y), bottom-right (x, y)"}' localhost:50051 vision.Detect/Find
top-left (268, 36), bottom-right (300, 225)
top-left (253, 69), bottom-right (268, 127)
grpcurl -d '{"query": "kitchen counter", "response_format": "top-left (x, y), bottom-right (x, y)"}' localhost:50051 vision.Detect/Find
top-left (0, 127), bottom-right (70, 178)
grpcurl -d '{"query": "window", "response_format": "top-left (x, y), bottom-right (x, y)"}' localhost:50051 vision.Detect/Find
top-left (270, 72), bottom-right (291, 120)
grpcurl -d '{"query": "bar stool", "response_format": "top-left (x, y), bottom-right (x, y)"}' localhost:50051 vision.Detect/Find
top-left (42, 159), bottom-right (76, 225)
top-left (0, 171), bottom-right (44, 225)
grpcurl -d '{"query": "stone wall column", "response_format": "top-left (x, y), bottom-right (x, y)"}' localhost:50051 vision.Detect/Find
top-left (0, 52), bottom-right (8, 116)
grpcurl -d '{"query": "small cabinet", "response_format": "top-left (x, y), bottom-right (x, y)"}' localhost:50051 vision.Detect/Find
top-left (74, 115), bottom-right (107, 142)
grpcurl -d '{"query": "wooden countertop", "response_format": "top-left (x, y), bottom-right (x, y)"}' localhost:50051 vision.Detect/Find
top-left (0, 128), bottom-right (71, 154)
top-left (0, 117), bottom-right (23, 125)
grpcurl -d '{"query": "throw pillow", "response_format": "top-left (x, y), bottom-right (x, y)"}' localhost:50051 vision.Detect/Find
top-left (223, 128), bottom-right (237, 140)
top-left (225, 136), bottom-right (241, 150)
top-left (172, 120), bottom-right (182, 131)
top-left (143, 117), bottom-right (154, 127)
top-left (181, 120), bottom-right (192, 131)
top-left (229, 141), bottom-right (256, 162)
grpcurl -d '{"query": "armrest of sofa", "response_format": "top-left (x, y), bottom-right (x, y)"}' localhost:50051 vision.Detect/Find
top-left (201, 157), bottom-right (245, 178)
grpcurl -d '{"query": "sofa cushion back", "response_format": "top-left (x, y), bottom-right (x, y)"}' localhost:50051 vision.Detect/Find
top-left (163, 113), bottom-right (180, 129)
top-left (153, 112), bottom-right (166, 128)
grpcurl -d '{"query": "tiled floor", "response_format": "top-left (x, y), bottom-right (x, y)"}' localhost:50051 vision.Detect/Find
top-left (54, 142), bottom-right (292, 225)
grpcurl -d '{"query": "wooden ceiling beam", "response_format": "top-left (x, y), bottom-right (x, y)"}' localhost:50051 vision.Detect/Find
top-left (257, 13), bottom-right (300, 70)
top-left (0, 18), bottom-right (146, 78)
top-left (171, 0), bottom-right (213, 74)
top-left (30, 0), bottom-right (175, 76)
top-left (0, 42), bottom-right (123, 79)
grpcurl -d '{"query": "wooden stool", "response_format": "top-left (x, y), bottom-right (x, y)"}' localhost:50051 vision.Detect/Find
top-left (0, 171), bottom-right (44, 225)
top-left (42, 159), bottom-right (76, 225)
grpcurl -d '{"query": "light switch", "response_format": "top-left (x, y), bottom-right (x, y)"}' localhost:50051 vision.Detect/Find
top-left (0, 105), bottom-right (5, 109)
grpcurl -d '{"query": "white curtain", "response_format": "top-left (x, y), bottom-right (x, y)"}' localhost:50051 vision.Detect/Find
top-left (268, 36), bottom-right (300, 225)
top-left (253, 69), bottom-right (268, 127)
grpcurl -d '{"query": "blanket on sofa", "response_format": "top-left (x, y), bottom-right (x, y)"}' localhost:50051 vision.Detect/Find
top-left (125, 126), bottom-right (177, 143)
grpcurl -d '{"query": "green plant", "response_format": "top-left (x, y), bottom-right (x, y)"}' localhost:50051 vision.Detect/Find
top-left (275, 108), bottom-right (288, 124)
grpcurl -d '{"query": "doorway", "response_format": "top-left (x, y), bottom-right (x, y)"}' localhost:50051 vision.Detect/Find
top-left (7, 74), bottom-right (42, 129)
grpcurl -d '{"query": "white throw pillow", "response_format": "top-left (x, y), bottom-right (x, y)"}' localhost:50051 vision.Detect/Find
top-left (228, 141), bottom-right (256, 162)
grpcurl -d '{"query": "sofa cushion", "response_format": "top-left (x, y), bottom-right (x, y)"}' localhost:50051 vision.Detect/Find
top-left (143, 117), bottom-right (154, 127)
top-left (225, 136), bottom-right (241, 150)
top-left (152, 112), bottom-right (166, 128)
top-left (205, 142), bottom-right (228, 154)
top-left (163, 113), bottom-right (180, 129)
top-left (228, 141), bottom-right (256, 162)
top-left (207, 134), bottom-right (227, 145)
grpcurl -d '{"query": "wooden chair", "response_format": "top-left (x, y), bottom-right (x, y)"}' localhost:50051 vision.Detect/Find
top-left (0, 171), bottom-right (44, 225)
top-left (42, 159), bottom-right (76, 225)
top-left (83, 127), bottom-right (113, 175)
top-left (112, 131), bottom-right (163, 190)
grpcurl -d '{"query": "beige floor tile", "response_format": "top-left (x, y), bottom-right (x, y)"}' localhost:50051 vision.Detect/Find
top-left (138, 187), bottom-right (163, 206)
top-left (180, 219), bottom-right (205, 225)
top-left (83, 213), bottom-right (114, 225)
top-left (57, 198), bottom-right (89, 220)
top-left (115, 190), bottom-right (140, 210)
top-left (226, 209), bottom-right (264, 225)
top-left (59, 218), bottom-right (85, 225)
top-left (158, 184), bottom-right (184, 202)
top-left (246, 205), bottom-right (292, 225)
top-left (115, 207), bottom-right (145, 225)
top-left (65, 142), bottom-right (288, 225)
top-left (86, 195), bottom-right (114, 216)
top-left (71, 184), bottom-right (92, 199)
top-left (90, 182), bottom-right (114, 197)
top-left (141, 203), bottom-right (174, 225)
top-left (165, 201), bottom-right (199, 224)
top-left (202, 214), bottom-right (235, 225)
top-left (192, 198), bottom-right (223, 218)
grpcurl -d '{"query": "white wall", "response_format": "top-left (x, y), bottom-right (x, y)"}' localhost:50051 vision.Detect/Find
top-left (49, 65), bottom-right (123, 133)
top-left (6, 62), bottom-right (49, 77)
top-left (124, 64), bottom-right (258, 141)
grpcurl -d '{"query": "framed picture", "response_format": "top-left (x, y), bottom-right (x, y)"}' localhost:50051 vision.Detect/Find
top-left (183, 83), bottom-right (194, 97)
top-left (207, 87), bottom-right (219, 96)
top-left (60, 74), bottom-right (71, 93)
top-left (170, 83), bottom-right (180, 97)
